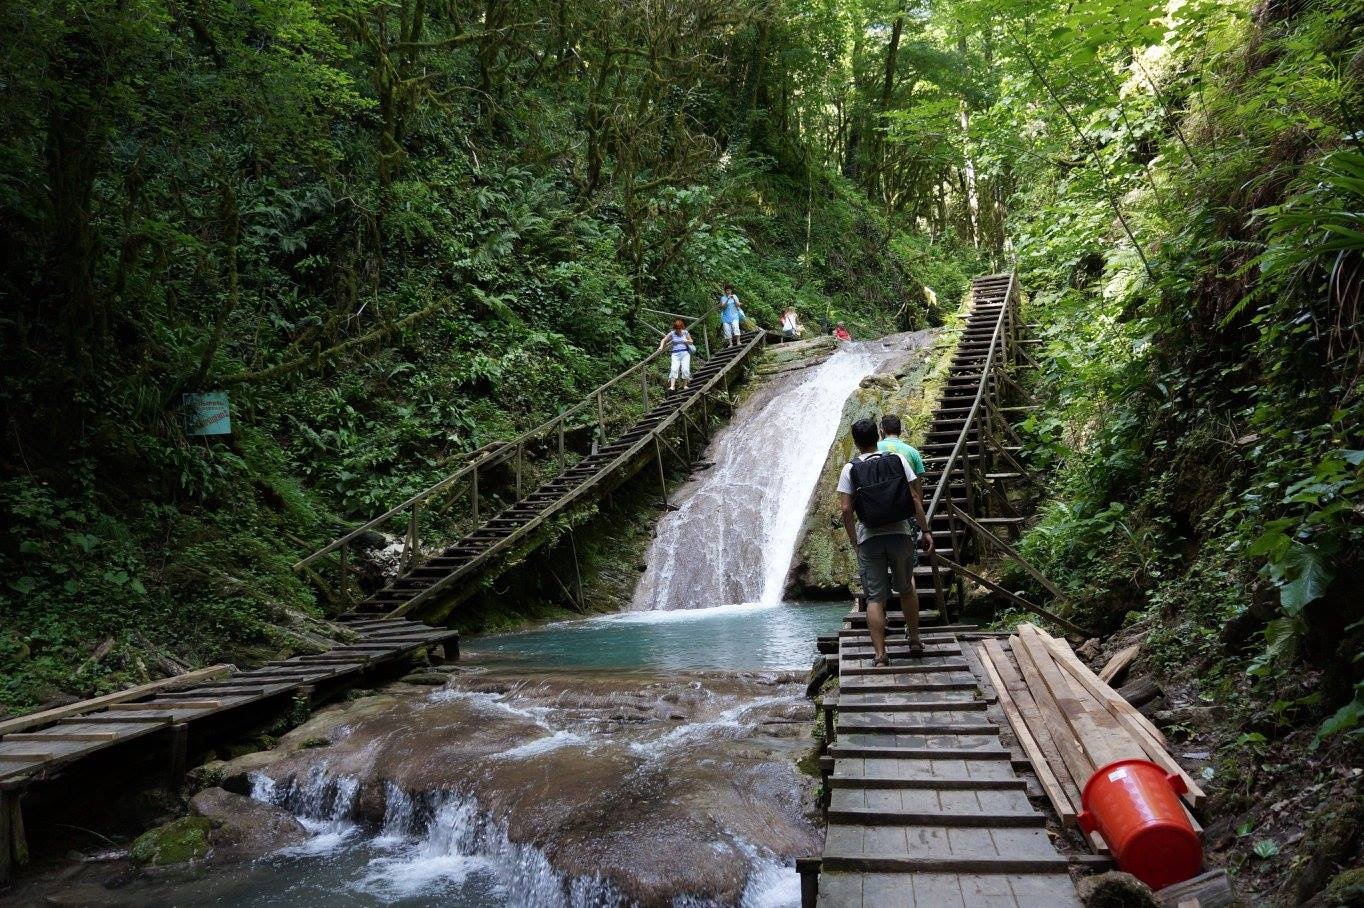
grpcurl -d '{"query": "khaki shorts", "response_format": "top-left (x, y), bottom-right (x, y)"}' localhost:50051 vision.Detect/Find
top-left (857, 534), bottom-right (916, 603)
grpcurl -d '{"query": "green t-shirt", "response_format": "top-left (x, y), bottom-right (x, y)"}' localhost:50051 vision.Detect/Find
top-left (877, 437), bottom-right (925, 478)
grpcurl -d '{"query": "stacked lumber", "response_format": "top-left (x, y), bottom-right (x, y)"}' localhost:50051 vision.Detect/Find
top-left (977, 623), bottom-right (1204, 853)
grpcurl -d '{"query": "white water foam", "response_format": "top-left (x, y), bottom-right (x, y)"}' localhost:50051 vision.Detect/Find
top-left (252, 769), bottom-right (629, 905)
top-left (634, 344), bottom-right (891, 610)
top-left (495, 729), bottom-right (587, 759)
top-left (252, 764), bottom-right (363, 856)
top-left (735, 837), bottom-right (801, 908)
top-left (627, 695), bottom-right (791, 758)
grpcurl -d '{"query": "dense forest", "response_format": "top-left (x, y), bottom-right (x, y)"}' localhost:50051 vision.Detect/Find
top-left (2, 0), bottom-right (1362, 899)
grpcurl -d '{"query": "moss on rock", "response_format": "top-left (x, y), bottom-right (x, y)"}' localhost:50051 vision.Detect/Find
top-left (1323, 867), bottom-right (1364, 906)
top-left (129, 816), bottom-right (216, 866)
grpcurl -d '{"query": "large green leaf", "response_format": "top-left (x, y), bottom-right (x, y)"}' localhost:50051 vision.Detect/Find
top-left (1274, 542), bottom-right (1334, 614)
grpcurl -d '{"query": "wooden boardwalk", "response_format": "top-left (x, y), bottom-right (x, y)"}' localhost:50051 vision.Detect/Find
top-left (817, 627), bottom-right (1080, 907)
top-left (814, 277), bottom-right (1082, 906)
top-left (342, 329), bottom-right (768, 619)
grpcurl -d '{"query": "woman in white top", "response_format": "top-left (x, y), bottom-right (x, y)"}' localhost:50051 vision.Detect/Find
top-left (780, 307), bottom-right (800, 341)
top-left (658, 319), bottom-right (694, 391)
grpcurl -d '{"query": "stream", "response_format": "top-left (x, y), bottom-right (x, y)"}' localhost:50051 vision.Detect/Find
top-left (21, 338), bottom-right (922, 907)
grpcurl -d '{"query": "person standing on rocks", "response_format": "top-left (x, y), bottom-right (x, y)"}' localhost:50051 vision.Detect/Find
top-left (718, 283), bottom-right (744, 347)
top-left (837, 417), bottom-right (934, 666)
top-left (878, 413), bottom-right (929, 646)
top-left (780, 306), bottom-right (801, 341)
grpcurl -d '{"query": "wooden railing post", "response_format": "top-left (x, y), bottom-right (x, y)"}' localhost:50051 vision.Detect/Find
top-left (515, 441), bottom-right (524, 498)
top-left (703, 322), bottom-right (711, 357)
top-left (471, 464), bottom-right (480, 524)
top-left (930, 551), bottom-right (948, 623)
top-left (654, 437), bottom-right (667, 501)
top-left (338, 542), bottom-right (350, 605)
top-left (596, 390), bottom-right (606, 453)
top-left (557, 414), bottom-right (566, 472)
top-left (641, 368), bottom-right (650, 411)
top-left (402, 503), bottom-right (420, 572)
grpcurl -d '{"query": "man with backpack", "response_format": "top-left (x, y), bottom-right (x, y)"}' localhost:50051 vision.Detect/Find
top-left (878, 414), bottom-right (929, 654)
top-left (837, 417), bottom-right (934, 666)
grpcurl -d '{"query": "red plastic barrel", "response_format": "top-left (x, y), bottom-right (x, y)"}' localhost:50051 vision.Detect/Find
top-left (1077, 758), bottom-right (1202, 891)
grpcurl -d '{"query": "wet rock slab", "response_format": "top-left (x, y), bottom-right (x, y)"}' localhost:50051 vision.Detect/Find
top-left (224, 666), bottom-right (822, 904)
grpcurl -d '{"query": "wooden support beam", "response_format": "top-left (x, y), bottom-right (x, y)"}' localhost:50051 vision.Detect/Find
top-left (169, 723), bottom-right (188, 790)
top-left (0, 786), bottom-right (29, 882)
top-left (1098, 644), bottom-right (1140, 685)
top-left (933, 553), bottom-right (1086, 637)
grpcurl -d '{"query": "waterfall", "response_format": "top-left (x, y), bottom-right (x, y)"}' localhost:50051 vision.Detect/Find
top-left (633, 343), bottom-right (893, 611)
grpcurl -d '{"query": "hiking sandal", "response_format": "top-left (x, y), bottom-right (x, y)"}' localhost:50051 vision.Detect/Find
top-left (906, 639), bottom-right (926, 657)
top-left (872, 655), bottom-right (891, 668)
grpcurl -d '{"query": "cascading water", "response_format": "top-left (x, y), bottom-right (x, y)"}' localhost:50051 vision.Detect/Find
top-left (633, 342), bottom-right (897, 611)
top-left (246, 766), bottom-right (796, 907)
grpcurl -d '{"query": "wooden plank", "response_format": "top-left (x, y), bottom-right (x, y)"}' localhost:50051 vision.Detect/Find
top-left (4, 732), bottom-right (120, 743)
top-left (1038, 632), bottom-right (1169, 751)
top-left (105, 700), bottom-right (223, 711)
top-left (1015, 626), bottom-right (1136, 771)
top-left (0, 665), bottom-right (233, 736)
top-left (978, 641), bottom-right (1075, 825)
top-left (1038, 633), bottom-right (1205, 809)
top-left (1098, 644), bottom-right (1140, 685)
top-left (1009, 635), bottom-right (1092, 794)
top-left (0, 753), bottom-right (54, 763)
top-left (58, 715), bottom-right (172, 727)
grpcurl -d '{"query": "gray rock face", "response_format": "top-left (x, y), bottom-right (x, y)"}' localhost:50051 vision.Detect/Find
top-left (220, 667), bottom-right (821, 905)
top-left (188, 787), bottom-right (309, 856)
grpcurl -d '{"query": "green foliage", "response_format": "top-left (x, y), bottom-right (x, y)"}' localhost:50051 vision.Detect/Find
top-left (984, 0), bottom-right (1364, 771)
top-left (0, 0), bottom-right (975, 710)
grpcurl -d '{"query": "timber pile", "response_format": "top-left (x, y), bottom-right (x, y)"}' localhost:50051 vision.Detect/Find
top-left (977, 623), bottom-right (1204, 854)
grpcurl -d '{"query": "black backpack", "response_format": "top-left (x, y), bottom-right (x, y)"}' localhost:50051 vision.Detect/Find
top-left (849, 453), bottom-right (914, 527)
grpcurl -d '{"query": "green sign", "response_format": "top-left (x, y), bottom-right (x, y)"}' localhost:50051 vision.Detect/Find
top-left (184, 392), bottom-right (232, 436)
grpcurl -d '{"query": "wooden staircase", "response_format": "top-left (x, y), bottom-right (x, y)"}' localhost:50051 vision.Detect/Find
top-left (341, 330), bottom-right (766, 621)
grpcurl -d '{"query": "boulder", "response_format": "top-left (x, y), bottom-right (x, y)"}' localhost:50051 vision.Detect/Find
top-left (1322, 867), bottom-right (1364, 906)
top-left (1077, 871), bottom-right (1158, 908)
top-left (189, 787), bottom-right (309, 856)
top-left (129, 816), bottom-right (214, 866)
top-left (400, 671), bottom-right (449, 685)
top-left (859, 374), bottom-right (899, 391)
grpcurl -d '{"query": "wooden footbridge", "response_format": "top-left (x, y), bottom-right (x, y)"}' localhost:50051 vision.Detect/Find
top-left (0, 617), bottom-right (456, 880)
top-left (804, 276), bottom-right (1092, 907)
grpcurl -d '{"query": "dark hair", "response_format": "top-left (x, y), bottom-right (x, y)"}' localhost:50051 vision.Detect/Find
top-left (851, 418), bottom-right (879, 450)
top-left (723, 283), bottom-right (734, 291)
top-left (880, 414), bottom-right (902, 436)
top-left (673, 318), bottom-right (685, 330)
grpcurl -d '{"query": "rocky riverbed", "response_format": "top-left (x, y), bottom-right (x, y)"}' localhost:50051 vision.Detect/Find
top-left (12, 661), bottom-right (823, 907)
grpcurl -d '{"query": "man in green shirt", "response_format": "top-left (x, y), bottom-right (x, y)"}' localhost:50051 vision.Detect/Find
top-left (878, 414), bottom-right (928, 643)
top-left (878, 414), bottom-right (926, 481)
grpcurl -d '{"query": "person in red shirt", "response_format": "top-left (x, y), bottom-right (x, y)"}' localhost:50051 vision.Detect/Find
top-left (833, 322), bottom-right (852, 342)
